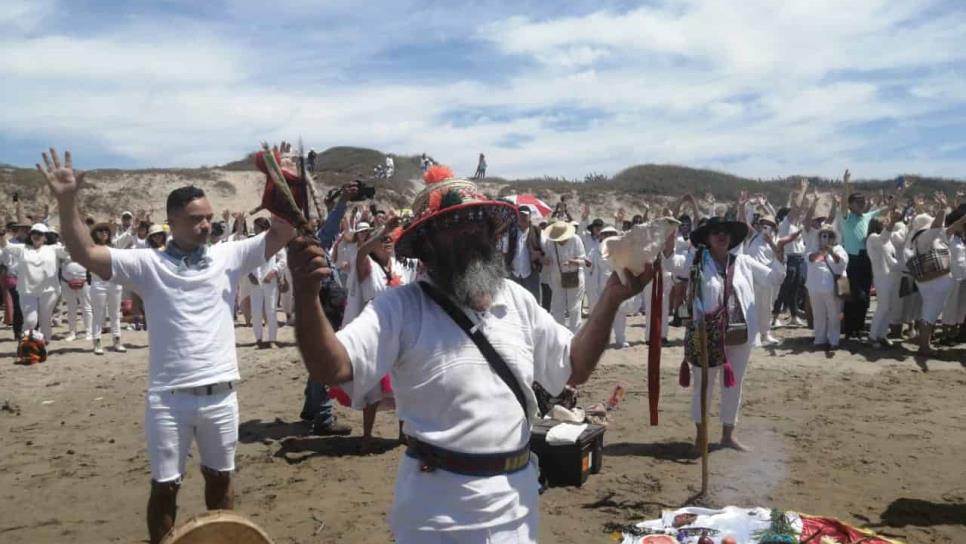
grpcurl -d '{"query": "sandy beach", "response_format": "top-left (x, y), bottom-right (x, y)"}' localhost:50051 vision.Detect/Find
top-left (1, 316), bottom-right (963, 543)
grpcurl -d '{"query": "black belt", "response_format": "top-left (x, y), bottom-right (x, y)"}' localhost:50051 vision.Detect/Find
top-left (405, 436), bottom-right (530, 477)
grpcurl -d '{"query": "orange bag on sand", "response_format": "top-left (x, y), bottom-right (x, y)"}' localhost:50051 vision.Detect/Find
top-left (16, 333), bottom-right (47, 365)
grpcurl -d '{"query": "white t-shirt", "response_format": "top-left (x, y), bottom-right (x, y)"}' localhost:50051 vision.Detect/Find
top-left (109, 234), bottom-right (267, 392)
top-left (1, 243), bottom-right (69, 295)
top-left (778, 217), bottom-right (805, 255)
top-left (336, 279), bottom-right (573, 531)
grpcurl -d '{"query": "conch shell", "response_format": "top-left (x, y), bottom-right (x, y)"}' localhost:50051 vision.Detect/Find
top-left (602, 217), bottom-right (680, 285)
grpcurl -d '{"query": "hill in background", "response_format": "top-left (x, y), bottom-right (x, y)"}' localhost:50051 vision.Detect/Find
top-left (1, 147), bottom-right (962, 224)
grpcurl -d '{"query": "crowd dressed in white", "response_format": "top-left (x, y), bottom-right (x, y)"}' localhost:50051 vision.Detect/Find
top-left (10, 147), bottom-right (966, 543)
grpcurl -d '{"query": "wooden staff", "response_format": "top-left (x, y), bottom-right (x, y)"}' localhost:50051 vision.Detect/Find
top-left (687, 246), bottom-right (711, 497)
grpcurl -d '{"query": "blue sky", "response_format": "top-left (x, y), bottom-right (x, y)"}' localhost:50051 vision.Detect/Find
top-left (1, 0), bottom-right (964, 180)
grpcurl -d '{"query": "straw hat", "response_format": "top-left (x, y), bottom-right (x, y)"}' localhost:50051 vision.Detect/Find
top-left (817, 225), bottom-right (838, 242)
top-left (90, 222), bottom-right (115, 235)
top-left (910, 213), bottom-right (934, 234)
top-left (394, 165), bottom-right (516, 259)
top-left (599, 226), bottom-right (619, 237)
top-left (689, 217), bottom-right (749, 250)
top-left (147, 224), bottom-right (166, 238)
top-left (544, 221), bottom-right (576, 243)
top-left (758, 214), bottom-right (777, 228)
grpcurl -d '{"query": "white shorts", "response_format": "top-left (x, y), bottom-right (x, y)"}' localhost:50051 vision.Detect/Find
top-left (394, 506), bottom-right (537, 544)
top-left (144, 389), bottom-right (239, 483)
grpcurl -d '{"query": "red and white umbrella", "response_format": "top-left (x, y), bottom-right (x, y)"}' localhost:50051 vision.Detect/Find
top-left (503, 194), bottom-right (552, 217)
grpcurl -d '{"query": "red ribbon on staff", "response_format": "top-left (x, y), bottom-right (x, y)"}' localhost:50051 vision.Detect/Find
top-left (647, 259), bottom-right (662, 425)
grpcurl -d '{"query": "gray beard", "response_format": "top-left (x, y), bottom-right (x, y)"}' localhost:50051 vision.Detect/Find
top-left (433, 255), bottom-right (506, 311)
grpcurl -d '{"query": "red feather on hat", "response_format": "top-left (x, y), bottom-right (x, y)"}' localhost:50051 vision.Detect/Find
top-left (424, 165), bottom-right (454, 184)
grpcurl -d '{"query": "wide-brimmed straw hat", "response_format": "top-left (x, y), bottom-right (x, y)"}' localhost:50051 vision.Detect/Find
top-left (394, 165), bottom-right (516, 259)
top-left (90, 222), bottom-right (114, 235)
top-left (599, 226), bottom-right (619, 237)
top-left (544, 221), bottom-right (577, 243)
top-left (910, 213), bottom-right (934, 234)
top-left (817, 226), bottom-right (838, 240)
top-left (689, 217), bottom-right (748, 250)
top-left (758, 215), bottom-right (777, 227)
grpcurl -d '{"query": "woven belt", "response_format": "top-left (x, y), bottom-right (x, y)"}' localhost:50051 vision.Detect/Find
top-left (171, 382), bottom-right (235, 396)
top-left (405, 435), bottom-right (530, 477)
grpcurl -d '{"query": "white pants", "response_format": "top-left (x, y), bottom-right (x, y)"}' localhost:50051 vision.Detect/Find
top-left (643, 277), bottom-right (671, 339)
top-left (869, 277), bottom-right (895, 340)
top-left (918, 274), bottom-right (954, 324)
top-left (690, 342), bottom-right (752, 426)
top-left (91, 284), bottom-right (122, 341)
top-left (755, 285), bottom-right (775, 342)
top-left (809, 290), bottom-right (842, 346)
top-left (550, 284), bottom-right (583, 332)
top-left (251, 281), bottom-right (279, 342)
top-left (62, 281), bottom-right (93, 337)
top-left (145, 390), bottom-right (238, 483)
top-left (613, 310), bottom-right (627, 345)
top-left (21, 290), bottom-right (58, 341)
top-left (943, 279), bottom-right (966, 325)
top-left (394, 506), bottom-right (537, 544)
top-left (585, 275), bottom-right (602, 315)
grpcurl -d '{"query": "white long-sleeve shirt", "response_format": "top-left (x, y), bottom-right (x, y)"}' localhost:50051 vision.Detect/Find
top-left (866, 231), bottom-right (900, 281)
top-left (805, 245), bottom-right (849, 294)
top-left (1, 243), bottom-right (70, 295)
top-left (542, 236), bottom-right (586, 289)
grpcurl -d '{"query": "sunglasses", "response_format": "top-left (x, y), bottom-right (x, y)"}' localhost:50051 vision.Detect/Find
top-left (820, 233), bottom-right (835, 239)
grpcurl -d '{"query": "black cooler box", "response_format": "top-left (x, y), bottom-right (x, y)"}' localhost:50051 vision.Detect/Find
top-left (529, 420), bottom-right (606, 488)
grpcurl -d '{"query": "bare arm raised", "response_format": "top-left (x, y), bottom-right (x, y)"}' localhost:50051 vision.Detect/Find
top-left (36, 148), bottom-right (113, 280)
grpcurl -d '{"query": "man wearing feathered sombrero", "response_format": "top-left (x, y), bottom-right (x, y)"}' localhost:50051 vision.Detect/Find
top-left (289, 165), bottom-right (656, 543)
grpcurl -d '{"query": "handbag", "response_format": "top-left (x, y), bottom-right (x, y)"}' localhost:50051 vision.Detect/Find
top-left (906, 248), bottom-right (951, 282)
top-left (684, 256), bottom-right (746, 368)
top-left (834, 275), bottom-right (851, 300)
top-left (554, 244), bottom-right (580, 289)
top-left (418, 281), bottom-right (529, 418)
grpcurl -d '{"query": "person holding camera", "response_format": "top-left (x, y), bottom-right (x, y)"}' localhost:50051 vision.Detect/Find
top-left (298, 181), bottom-right (364, 436)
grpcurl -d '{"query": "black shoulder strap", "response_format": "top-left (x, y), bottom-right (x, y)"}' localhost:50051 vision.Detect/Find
top-left (418, 281), bottom-right (529, 417)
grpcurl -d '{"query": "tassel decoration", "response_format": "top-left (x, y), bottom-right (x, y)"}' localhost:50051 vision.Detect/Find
top-left (723, 360), bottom-right (737, 388)
top-left (679, 360), bottom-right (691, 387)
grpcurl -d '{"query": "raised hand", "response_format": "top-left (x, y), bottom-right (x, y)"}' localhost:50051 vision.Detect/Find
top-left (934, 191), bottom-right (947, 207)
top-left (36, 147), bottom-right (85, 199)
top-left (843, 169), bottom-right (851, 184)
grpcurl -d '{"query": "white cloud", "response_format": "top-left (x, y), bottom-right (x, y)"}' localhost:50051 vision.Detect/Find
top-left (1, 0), bottom-right (964, 182)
